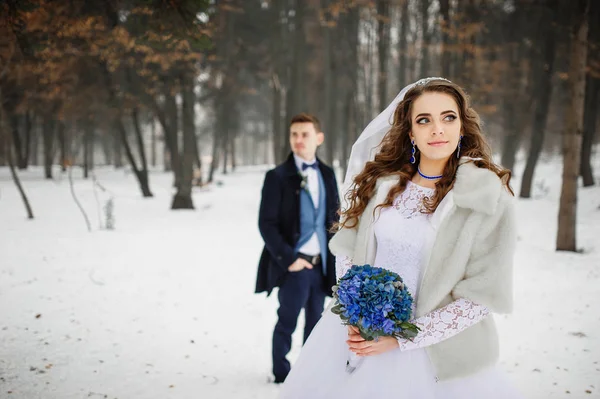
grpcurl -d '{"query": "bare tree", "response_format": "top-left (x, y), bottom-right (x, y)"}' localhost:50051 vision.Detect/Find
top-left (557, 0), bottom-right (589, 252)
top-left (0, 16), bottom-right (33, 218)
top-left (377, 0), bottom-right (391, 110)
top-left (171, 73), bottom-right (196, 209)
top-left (520, 1), bottom-right (558, 198)
top-left (580, 0), bottom-right (600, 187)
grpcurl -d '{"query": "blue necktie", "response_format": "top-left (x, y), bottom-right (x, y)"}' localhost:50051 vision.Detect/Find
top-left (301, 162), bottom-right (318, 171)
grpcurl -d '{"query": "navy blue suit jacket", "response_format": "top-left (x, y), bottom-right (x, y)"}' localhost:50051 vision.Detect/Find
top-left (255, 153), bottom-right (340, 296)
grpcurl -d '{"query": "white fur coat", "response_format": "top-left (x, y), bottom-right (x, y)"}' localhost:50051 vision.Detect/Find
top-left (329, 160), bottom-right (517, 381)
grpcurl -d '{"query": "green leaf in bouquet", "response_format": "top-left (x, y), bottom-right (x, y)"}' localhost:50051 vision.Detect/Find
top-left (331, 304), bottom-right (343, 315)
top-left (398, 322), bottom-right (420, 340)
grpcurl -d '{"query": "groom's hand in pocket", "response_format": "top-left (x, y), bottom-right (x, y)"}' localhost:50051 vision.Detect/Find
top-left (347, 326), bottom-right (399, 356)
top-left (288, 258), bottom-right (313, 272)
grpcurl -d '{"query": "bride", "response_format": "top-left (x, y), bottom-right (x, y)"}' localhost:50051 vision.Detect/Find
top-left (278, 78), bottom-right (523, 398)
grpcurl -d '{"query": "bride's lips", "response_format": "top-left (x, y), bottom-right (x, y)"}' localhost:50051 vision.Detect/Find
top-left (428, 141), bottom-right (449, 147)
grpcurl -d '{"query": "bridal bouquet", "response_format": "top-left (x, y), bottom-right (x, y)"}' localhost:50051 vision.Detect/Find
top-left (331, 264), bottom-right (420, 373)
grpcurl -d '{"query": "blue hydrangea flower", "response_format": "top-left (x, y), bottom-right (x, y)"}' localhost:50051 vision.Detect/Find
top-left (330, 264), bottom-right (420, 341)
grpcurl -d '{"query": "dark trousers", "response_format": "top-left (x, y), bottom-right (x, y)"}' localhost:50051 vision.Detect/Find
top-left (272, 264), bottom-right (326, 382)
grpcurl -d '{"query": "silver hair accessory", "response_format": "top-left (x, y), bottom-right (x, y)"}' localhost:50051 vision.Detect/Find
top-left (414, 77), bottom-right (452, 87)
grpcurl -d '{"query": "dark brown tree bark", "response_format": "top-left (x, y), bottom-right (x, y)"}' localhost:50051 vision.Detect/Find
top-left (323, 6), bottom-right (334, 165)
top-left (0, 88), bottom-right (33, 219)
top-left (439, 0), bottom-right (451, 78)
top-left (377, 0), bottom-right (390, 110)
top-left (10, 114), bottom-right (26, 169)
top-left (42, 115), bottom-right (55, 179)
top-left (557, 0), bottom-right (589, 252)
top-left (113, 125), bottom-right (123, 168)
top-left (271, 73), bottom-right (284, 165)
top-left (30, 119), bottom-right (39, 166)
top-left (23, 111), bottom-right (32, 168)
top-left (580, 74), bottom-right (598, 186)
top-left (83, 121), bottom-right (91, 179)
top-left (171, 73), bottom-right (195, 209)
top-left (398, 0), bottom-right (409, 90)
top-left (286, 0), bottom-right (307, 127)
top-left (57, 121), bottom-right (67, 172)
top-left (269, 0), bottom-right (287, 165)
top-left (580, 0), bottom-right (600, 187)
top-left (7, 141), bottom-right (34, 219)
top-left (164, 87), bottom-right (181, 185)
top-left (151, 119), bottom-right (157, 168)
top-left (520, 2), bottom-right (558, 198)
top-left (208, 125), bottom-right (219, 184)
top-left (131, 107), bottom-right (149, 179)
top-left (116, 115), bottom-right (153, 196)
top-left (419, 0), bottom-right (430, 78)
top-left (500, 4), bottom-right (533, 172)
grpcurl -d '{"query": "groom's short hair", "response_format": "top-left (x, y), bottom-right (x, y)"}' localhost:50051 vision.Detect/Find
top-left (290, 113), bottom-right (322, 133)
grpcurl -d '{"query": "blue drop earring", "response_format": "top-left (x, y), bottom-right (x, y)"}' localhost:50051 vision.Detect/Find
top-left (410, 140), bottom-right (416, 164)
top-left (457, 135), bottom-right (463, 159)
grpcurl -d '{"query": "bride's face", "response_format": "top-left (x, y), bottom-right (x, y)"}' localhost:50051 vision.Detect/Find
top-left (409, 91), bottom-right (462, 163)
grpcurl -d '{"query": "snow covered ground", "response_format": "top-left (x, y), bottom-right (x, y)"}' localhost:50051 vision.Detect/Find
top-left (0, 159), bottom-right (598, 399)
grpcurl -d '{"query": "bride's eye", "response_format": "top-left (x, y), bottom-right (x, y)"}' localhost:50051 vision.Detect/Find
top-left (416, 117), bottom-right (429, 124)
top-left (444, 114), bottom-right (457, 122)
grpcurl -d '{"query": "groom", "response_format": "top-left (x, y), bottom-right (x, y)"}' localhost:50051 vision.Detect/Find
top-left (255, 113), bottom-right (340, 383)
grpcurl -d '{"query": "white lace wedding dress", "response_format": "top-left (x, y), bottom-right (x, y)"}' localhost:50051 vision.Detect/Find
top-left (278, 181), bottom-right (522, 399)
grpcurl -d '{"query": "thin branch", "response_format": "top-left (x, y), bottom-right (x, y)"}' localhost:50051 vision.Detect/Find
top-left (68, 166), bottom-right (92, 232)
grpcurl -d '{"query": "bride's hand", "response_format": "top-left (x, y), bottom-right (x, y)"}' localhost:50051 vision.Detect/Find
top-left (346, 326), bottom-right (399, 356)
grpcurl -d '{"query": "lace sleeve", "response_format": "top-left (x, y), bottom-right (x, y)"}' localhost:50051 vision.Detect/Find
top-left (335, 255), bottom-right (354, 280)
top-left (397, 298), bottom-right (489, 351)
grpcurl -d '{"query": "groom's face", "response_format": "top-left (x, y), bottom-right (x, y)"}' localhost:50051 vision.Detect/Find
top-left (289, 122), bottom-right (324, 161)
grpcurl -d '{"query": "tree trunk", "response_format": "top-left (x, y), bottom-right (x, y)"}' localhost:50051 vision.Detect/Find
top-left (164, 145), bottom-right (171, 172)
top-left (269, 0), bottom-right (286, 165)
top-left (500, 7), bottom-right (525, 172)
top-left (115, 116), bottom-right (153, 197)
top-left (113, 128), bottom-right (123, 168)
top-left (398, 0), bottom-right (409, 89)
top-left (580, 0), bottom-right (600, 187)
top-left (520, 2), bottom-right (558, 198)
top-left (419, 0), bottom-right (430, 78)
top-left (230, 135), bottom-right (236, 172)
top-left (0, 89), bottom-right (33, 219)
top-left (151, 119), bottom-right (157, 168)
top-left (324, 8), bottom-right (334, 165)
top-left (23, 111), bottom-right (32, 168)
top-left (57, 122), bottom-right (67, 171)
top-left (439, 0), bottom-right (451, 78)
top-left (7, 142), bottom-right (34, 219)
top-left (0, 119), bottom-right (5, 166)
top-left (221, 103), bottom-right (229, 175)
top-left (42, 115), bottom-right (55, 179)
top-left (83, 122), bottom-right (91, 179)
top-left (208, 127), bottom-right (219, 184)
top-left (580, 75), bottom-right (598, 186)
top-left (377, 0), bottom-right (390, 110)
top-left (131, 107), bottom-right (150, 178)
top-left (172, 74), bottom-right (195, 209)
top-left (164, 88), bottom-right (181, 185)
top-left (103, 129), bottom-right (113, 166)
top-left (271, 74), bottom-right (283, 165)
top-left (557, 0), bottom-right (589, 252)
top-left (340, 91), bottom-right (352, 177)
top-left (31, 119), bottom-right (39, 166)
top-left (10, 114), bottom-right (26, 169)
top-left (286, 0), bottom-right (307, 126)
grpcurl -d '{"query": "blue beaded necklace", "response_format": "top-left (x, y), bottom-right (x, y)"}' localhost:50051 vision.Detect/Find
top-left (417, 167), bottom-right (443, 180)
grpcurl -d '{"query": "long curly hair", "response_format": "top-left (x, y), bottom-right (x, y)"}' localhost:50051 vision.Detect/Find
top-left (339, 79), bottom-right (513, 229)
